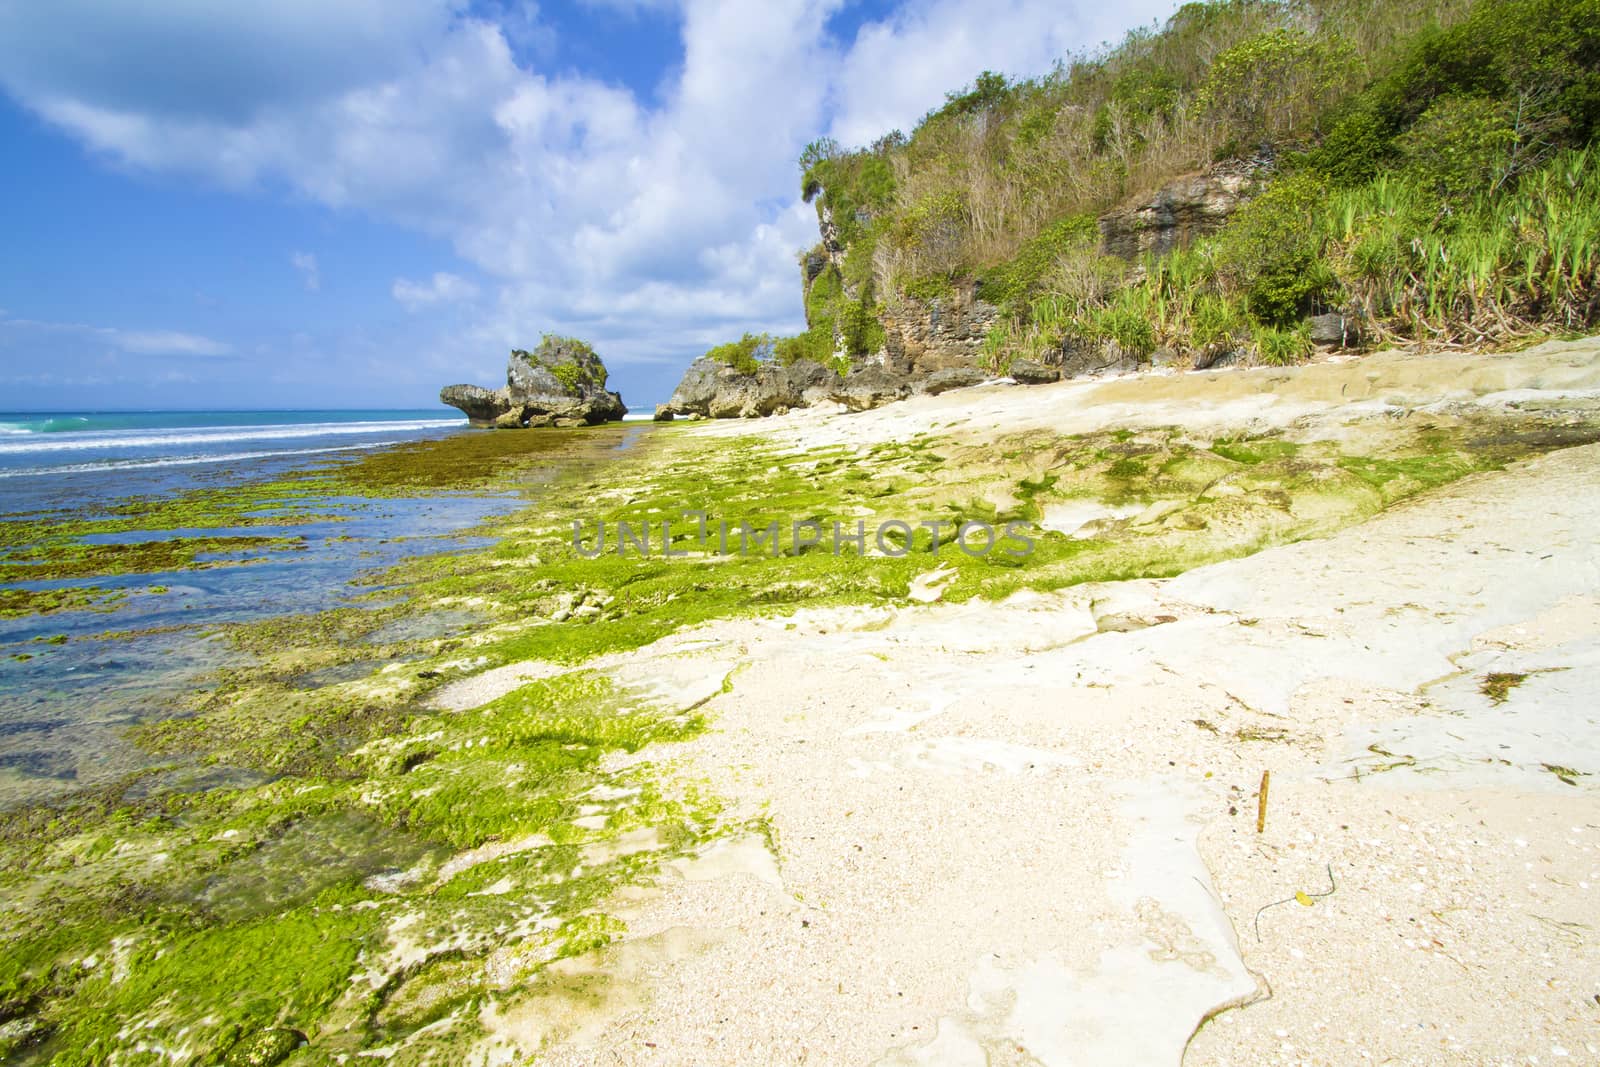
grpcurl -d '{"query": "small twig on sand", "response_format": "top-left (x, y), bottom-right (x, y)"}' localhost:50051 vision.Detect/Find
top-left (1256, 769), bottom-right (1270, 834)
top-left (1254, 863), bottom-right (1338, 941)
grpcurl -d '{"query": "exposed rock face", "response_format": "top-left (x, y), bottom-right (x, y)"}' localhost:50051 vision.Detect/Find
top-left (1097, 155), bottom-right (1272, 261)
top-left (1006, 359), bottom-right (1062, 385)
top-left (919, 366), bottom-right (991, 395)
top-left (659, 156), bottom-right (1279, 421)
top-left (659, 357), bottom-right (839, 419)
top-left (440, 337), bottom-right (626, 428)
top-left (439, 384), bottom-right (515, 426)
top-left (829, 365), bottom-right (914, 412)
top-left (1061, 338), bottom-right (1141, 379)
top-left (880, 284), bottom-right (1001, 376)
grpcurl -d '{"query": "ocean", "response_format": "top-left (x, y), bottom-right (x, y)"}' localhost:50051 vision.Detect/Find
top-left (0, 409), bottom-right (528, 803)
top-left (0, 409), bottom-right (466, 507)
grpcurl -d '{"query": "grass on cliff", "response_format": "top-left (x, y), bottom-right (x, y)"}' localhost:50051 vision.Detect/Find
top-left (795, 0), bottom-right (1600, 370)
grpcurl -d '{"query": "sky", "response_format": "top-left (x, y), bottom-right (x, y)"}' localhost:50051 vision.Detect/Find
top-left (0, 0), bottom-right (1179, 412)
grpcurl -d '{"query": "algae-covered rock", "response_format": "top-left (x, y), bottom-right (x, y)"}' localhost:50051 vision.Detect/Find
top-left (223, 1027), bottom-right (306, 1066)
top-left (440, 335), bottom-right (627, 428)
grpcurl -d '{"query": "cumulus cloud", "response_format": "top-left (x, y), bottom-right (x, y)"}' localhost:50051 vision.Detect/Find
top-left (0, 0), bottom-right (1177, 375)
top-left (393, 272), bottom-right (481, 310)
top-left (291, 251), bottom-right (320, 291)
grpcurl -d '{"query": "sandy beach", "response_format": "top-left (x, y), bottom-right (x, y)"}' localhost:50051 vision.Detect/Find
top-left (435, 340), bottom-right (1600, 1065)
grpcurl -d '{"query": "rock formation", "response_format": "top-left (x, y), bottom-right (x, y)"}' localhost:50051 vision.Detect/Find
top-left (880, 283), bottom-right (1001, 378)
top-left (657, 357), bottom-right (838, 420)
top-left (440, 336), bottom-right (626, 428)
top-left (658, 156), bottom-right (1279, 420)
top-left (1096, 154), bottom-right (1273, 260)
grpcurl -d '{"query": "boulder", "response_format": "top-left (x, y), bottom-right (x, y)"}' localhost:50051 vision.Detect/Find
top-left (1007, 359), bottom-right (1062, 385)
top-left (1060, 339), bottom-right (1140, 379)
top-left (660, 357), bottom-right (840, 419)
top-left (1192, 346), bottom-right (1240, 371)
top-left (439, 384), bottom-right (515, 426)
top-left (830, 365), bottom-right (913, 412)
top-left (920, 366), bottom-right (990, 395)
top-left (440, 336), bottom-right (627, 427)
top-left (1307, 312), bottom-right (1360, 348)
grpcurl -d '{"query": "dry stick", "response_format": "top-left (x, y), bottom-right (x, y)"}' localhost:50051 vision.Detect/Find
top-left (1256, 769), bottom-right (1270, 834)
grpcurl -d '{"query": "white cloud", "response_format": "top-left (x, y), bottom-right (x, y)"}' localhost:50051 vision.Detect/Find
top-left (0, 0), bottom-right (1178, 377)
top-left (291, 251), bottom-right (320, 291)
top-left (828, 0), bottom-right (1174, 146)
top-left (0, 313), bottom-right (232, 356)
top-left (392, 272), bottom-right (481, 310)
top-left (113, 330), bottom-right (234, 356)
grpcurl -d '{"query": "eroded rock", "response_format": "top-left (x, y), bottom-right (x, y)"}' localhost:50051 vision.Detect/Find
top-left (440, 336), bottom-right (627, 427)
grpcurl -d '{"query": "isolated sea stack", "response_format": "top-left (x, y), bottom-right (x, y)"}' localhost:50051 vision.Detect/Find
top-left (441, 335), bottom-right (626, 427)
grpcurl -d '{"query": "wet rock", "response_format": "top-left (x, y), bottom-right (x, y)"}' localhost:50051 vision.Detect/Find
top-left (0, 1016), bottom-right (50, 1058)
top-left (652, 405), bottom-right (674, 422)
top-left (440, 336), bottom-right (627, 427)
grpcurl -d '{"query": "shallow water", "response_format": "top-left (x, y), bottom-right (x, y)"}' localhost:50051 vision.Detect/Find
top-left (0, 413), bottom-right (628, 806)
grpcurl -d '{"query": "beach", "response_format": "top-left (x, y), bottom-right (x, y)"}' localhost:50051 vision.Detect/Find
top-left (3, 342), bottom-right (1600, 1062)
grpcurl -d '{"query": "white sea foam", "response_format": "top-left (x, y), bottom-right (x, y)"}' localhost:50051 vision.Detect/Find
top-left (0, 418), bottom-right (462, 455)
top-left (0, 442), bottom-right (400, 479)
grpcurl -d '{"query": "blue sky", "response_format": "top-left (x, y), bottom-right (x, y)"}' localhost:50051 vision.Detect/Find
top-left (0, 0), bottom-right (1176, 412)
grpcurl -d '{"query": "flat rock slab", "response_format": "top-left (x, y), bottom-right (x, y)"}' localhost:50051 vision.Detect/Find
top-left (496, 441), bottom-right (1600, 1066)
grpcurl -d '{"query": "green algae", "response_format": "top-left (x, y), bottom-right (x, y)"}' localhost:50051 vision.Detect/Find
top-left (0, 534), bottom-right (306, 583)
top-left (6, 401), bottom-right (1600, 1060)
top-left (1481, 671), bottom-right (1528, 705)
top-left (0, 669), bottom-right (724, 1062)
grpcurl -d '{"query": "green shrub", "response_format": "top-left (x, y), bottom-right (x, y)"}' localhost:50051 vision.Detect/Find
top-left (889, 191), bottom-right (968, 279)
top-left (1212, 172), bottom-right (1339, 326)
top-left (978, 214), bottom-right (1099, 310)
top-left (1307, 104), bottom-right (1395, 187)
top-left (773, 326), bottom-right (840, 370)
top-left (703, 333), bottom-right (770, 375)
top-left (1397, 94), bottom-right (1518, 198)
top-left (838, 299), bottom-right (886, 357)
top-left (1251, 323), bottom-right (1313, 365)
top-left (1074, 305), bottom-right (1155, 359)
top-left (980, 324), bottom-right (1013, 374)
top-left (1190, 293), bottom-right (1248, 349)
top-left (805, 268), bottom-right (843, 327)
top-left (1197, 28), bottom-right (1355, 144)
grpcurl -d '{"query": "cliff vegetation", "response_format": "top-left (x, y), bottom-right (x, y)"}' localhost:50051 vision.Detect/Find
top-left (706, 0), bottom-right (1599, 378)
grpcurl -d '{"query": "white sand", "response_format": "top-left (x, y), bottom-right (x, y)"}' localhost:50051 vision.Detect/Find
top-left (465, 343), bottom-right (1600, 1065)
